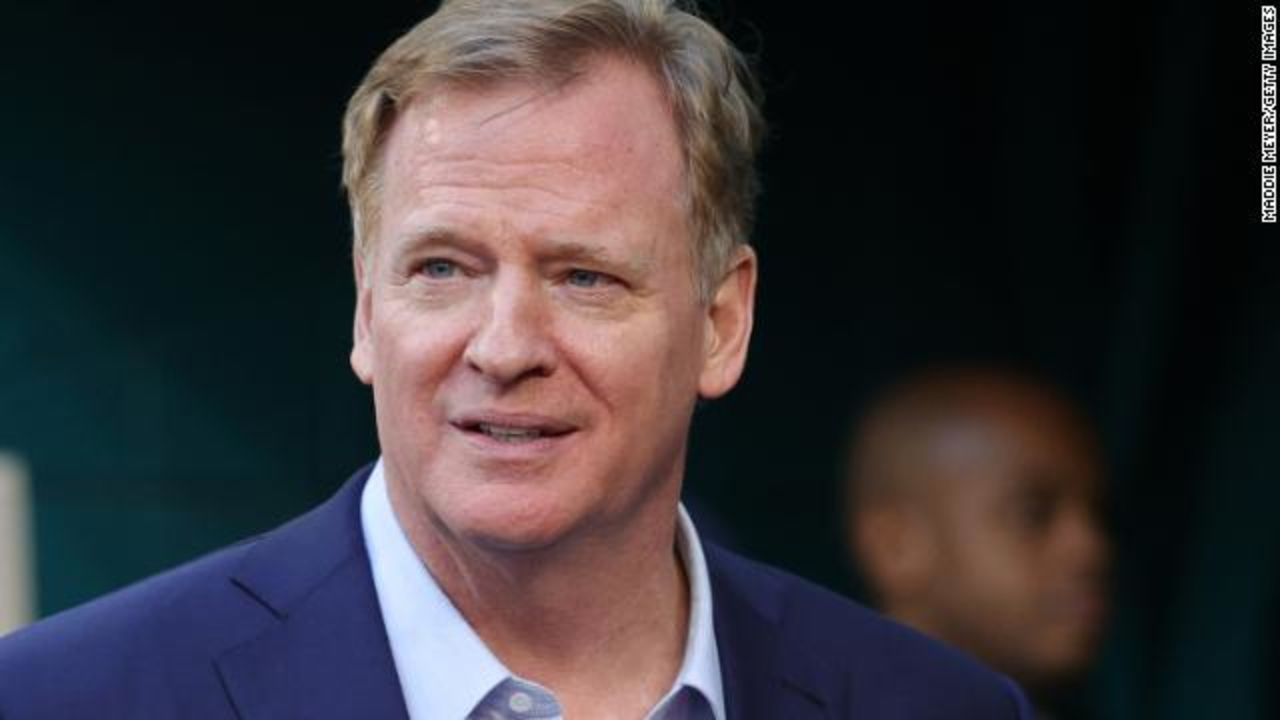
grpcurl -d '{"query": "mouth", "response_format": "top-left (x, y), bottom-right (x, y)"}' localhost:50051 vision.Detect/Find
top-left (450, 413), bottom-right (577, 445)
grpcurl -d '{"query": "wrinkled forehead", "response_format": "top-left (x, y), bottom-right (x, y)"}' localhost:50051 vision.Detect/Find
top-left (382, 56), bottom-right (685, 193)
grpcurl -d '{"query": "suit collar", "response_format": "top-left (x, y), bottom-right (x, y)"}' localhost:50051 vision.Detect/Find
top-left (213, 466), bottom-right (829, 720)
top-left (215, 464), bottom-right (408, 720)
top-left (706, 544), bottom-right (832, 720)
top-left (225, 465), bottom-right (372, 618)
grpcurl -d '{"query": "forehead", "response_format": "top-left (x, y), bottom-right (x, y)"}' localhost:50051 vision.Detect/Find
top-left (932, 396), bottom-right (1104, 501)
top-left (378, 56), bottom-right (686, 220)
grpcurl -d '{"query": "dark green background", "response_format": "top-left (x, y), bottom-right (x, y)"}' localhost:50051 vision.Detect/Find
top-left (0, 1), bottom-right (1272, 718)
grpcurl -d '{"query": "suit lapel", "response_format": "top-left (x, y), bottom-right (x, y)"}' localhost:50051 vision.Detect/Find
top-left (214, 466), bottom-right (409, 720)
top-left (707, 546), bottom-right (831, 720)
top-left (213, 473), bottom-right (833, 719)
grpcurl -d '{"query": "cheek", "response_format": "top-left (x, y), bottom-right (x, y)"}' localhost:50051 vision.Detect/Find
top-left (941, 529), bottom-right (1041, 605)
top-left (369, 304), bottom-right (469, 409)
top-left (562, 308), bottom-right (702, 406)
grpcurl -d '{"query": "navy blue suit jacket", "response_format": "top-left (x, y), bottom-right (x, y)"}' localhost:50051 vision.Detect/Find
top-left (0, 465), bottom-right (1031, 718)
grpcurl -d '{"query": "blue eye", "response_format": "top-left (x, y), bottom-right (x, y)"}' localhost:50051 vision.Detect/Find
top-left (567, 269), bottom-right (604, 288)
top-left (422, 259), bottom-right (458, 279)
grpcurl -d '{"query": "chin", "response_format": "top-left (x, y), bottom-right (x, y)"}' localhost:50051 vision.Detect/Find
top-left (1022, 641), bottom-right (1099, 690)
top-left (444, 488), bottom-right (587, 553)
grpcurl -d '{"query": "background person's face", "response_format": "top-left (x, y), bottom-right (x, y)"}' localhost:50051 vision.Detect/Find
top-left (920, 402), bottom-right (1110, 689)
top-left (351, 57), bottom-right (714, 551)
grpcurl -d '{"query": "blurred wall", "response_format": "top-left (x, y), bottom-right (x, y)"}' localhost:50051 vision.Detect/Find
top-left (0, 453), bottom-right (34, 633)
top-left (0, 1), bottom-right (1271, 718)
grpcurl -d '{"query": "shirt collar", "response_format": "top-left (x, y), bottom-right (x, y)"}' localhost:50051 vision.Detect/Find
top-left (361, 460), bottom-right (509, 719)
top-left (361, 459), bottom-right (725, 720)
top-left (668, 502), bottom-right (726, 720)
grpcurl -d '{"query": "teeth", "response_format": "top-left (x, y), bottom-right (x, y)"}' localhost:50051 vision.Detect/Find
top-left (478, 423), bottom-right (543, 442)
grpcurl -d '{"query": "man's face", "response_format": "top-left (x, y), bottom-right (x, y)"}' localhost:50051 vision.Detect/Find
top-left (351, 57), bottom-right (751, 551)
top-left (919, 400), bottom-right (1110, 689)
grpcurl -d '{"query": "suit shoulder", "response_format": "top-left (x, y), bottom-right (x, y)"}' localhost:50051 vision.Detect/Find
top-left (0, 537), bottom-right (268, 717)
top-left (0, 467), bottom-right (372, 719)
top-left (706, 545), bottom-right (1032, 718)
top-left (3, 534), bottom-right (260, 650)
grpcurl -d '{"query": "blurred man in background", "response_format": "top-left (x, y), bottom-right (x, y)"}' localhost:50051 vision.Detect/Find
top-left (846, 368), bottom-right (1110, 717)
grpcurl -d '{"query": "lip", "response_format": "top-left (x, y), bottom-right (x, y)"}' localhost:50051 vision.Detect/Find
top-left (450, 411), bottom-right (577, 435)
top-left (448, 411), bottom-right (579, 458)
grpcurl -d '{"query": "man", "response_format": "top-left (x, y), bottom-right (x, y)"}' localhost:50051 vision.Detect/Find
top-left (846, 368), bottom-right (1111, 717)
top-left (0, 2), bottom-right (1031, 717)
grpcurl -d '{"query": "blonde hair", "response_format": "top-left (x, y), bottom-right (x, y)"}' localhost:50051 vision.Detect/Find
top-left (341, 0), bottom-right (763, 300)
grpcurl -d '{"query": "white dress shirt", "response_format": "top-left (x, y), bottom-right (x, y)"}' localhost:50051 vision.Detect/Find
top-left (361, 459), bottom-right (725, 720)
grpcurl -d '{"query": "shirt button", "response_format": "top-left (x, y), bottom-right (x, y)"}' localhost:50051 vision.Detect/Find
top-left (508, 691), bottom-right (534, 714)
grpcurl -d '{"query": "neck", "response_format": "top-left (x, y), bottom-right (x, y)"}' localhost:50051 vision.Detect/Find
top-left (388, 478), bottom-right (690, 717)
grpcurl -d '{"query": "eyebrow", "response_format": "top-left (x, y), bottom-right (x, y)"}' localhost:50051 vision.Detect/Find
top-left (540, 239), bottom-right (654, 277)
top-left (392, 224), bottom-right (477, 253)
top-left (391, 224), bottom-right (654, 277)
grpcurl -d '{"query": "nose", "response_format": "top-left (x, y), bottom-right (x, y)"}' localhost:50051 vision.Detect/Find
top-left (463, 271), bottom-right (558, 386)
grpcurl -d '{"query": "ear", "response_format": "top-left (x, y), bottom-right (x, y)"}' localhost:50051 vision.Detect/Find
top-left (350, 249), bottom-right (374, 386)
top-left (697, 245), bottom-right (757, 399)
top-left (853, 504), bottom-right (937, 605)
